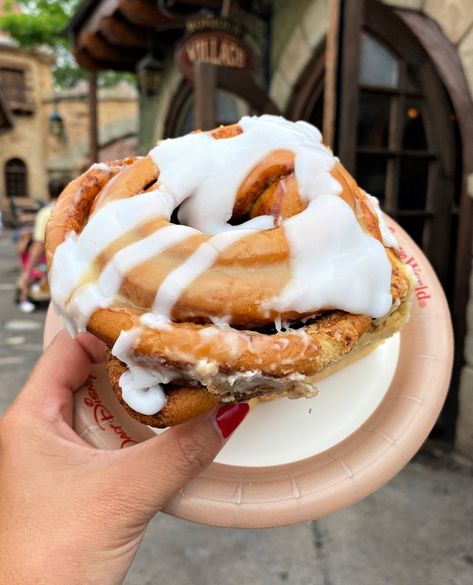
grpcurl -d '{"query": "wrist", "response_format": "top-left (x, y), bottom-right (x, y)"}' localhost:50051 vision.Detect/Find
top-left (0, 541), bottom-right (83, 585)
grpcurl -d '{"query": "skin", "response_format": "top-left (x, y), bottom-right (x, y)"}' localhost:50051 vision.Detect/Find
top-left (0, 331), bottom-right (233, 585)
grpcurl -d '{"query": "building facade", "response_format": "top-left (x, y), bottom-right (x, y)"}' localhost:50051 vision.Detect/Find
top-left (0, 38), bottom-right (138, 207)
top-left (0, 37), bottom-right (54, 202)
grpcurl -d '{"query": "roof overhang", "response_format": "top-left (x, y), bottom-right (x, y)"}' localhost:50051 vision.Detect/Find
top-left (69, 0), bottom-right (224, 72)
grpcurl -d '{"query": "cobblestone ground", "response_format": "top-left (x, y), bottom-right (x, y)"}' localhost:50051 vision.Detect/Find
top-left (1, 229), bottom-right (472, 585)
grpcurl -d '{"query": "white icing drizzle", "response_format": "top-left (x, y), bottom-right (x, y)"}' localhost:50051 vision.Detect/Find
top-left (119, 368), bottom-right (168, 416)
top-left (61, 223), bottom-right (198, 332)
top-left (366, 192), bottom-right (399, 249)
top-left (50, 190), bottom-right (176, 322)
top-left (50, 115), bottom-right (396, 416)
top-left (91, 162), bottom-right (112, 172)
top-left (151, 229), bottom-right (255, 321)
top-left (149, 115), bottom-right (336, 234)
top-left (112, 328), bottom-right (175, 416)
top-left (266, 195), bottom-right (392, 318)
top-left (99, 224), bottom-right (198, 297)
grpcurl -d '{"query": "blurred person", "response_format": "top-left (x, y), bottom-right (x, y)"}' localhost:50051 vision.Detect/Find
top-left (0, 330), bottom-right (248, 584)
top-left (18, 178), bottom-right (67, 313)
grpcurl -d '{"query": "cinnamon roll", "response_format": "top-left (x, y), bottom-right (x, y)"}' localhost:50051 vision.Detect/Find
top-left (46, 116), bottom-right (415, 427)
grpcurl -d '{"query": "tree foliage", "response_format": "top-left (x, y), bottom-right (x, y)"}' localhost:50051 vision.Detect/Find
top-left (0, 0), bottom-right (136, 88)
top-left (0, 0), bottom-right (75, 48)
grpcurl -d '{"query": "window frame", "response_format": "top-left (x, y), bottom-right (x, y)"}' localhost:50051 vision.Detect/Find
top-left (4, 158), bottom-right (28, 198)
top-left (0, 63), bottom-right (35, 114)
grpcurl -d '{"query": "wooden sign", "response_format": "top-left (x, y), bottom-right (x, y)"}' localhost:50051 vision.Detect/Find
top-left (176, 31), bottom-right (252, 79)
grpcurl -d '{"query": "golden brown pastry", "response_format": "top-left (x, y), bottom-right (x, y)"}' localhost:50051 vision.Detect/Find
top-left (46, 116), bottom-right (414, 427)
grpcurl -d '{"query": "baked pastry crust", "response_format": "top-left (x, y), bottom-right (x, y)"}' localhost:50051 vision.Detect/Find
top-left (46, 121), bottom-right (415, 427)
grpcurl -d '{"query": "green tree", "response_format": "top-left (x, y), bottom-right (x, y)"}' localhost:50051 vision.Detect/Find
top-left (0, 0), bottom-right (135, 88)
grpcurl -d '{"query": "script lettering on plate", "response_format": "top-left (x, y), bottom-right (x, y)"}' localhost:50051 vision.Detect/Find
top-left (389, 227), bottom-right (431, 309)
top-left (82, 375), bottom-right (138, 448)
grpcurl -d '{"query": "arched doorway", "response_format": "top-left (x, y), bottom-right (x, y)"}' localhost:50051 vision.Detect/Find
top-left (164, 69), bottom-right (280, 139)
top-left (4, 158), bottom-right (28, 198)
top-left (164, 82), bottom-right (251, 138)
top-left (288, 4), bottom-right (463, 440)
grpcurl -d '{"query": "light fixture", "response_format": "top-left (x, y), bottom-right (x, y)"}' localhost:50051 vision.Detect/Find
top-left (137, 47), bottom-right (164, 97)
top-left (49, 97), bottom-right (66, 140)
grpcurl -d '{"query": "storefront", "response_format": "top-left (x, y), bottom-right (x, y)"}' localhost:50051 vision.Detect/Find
top-left (69, 0), bottom-right (473, 453)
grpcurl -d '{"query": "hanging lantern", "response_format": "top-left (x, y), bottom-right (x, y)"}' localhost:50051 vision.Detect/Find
top-left (49, 98), bottom-right (66, 140)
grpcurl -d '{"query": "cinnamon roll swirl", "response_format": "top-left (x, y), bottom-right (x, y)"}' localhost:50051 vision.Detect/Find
top-left (46, 116), bottom-right (414, 427)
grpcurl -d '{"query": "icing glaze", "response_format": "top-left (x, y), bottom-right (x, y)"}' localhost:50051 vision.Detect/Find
top-left (49, 190), bottom-right (176, 321)
top-left (266, 195), bottom-right (392, 318)
top-left (151, 229), bottom-right (258, 320)
top-left (112, 328), bottom-right (175, 416)
top-left (49, 115), bottom-right (395, 416)
top-left (366, 193), bottom-right (399, 249)
top-left (91, 162), bottom-right (112, 172)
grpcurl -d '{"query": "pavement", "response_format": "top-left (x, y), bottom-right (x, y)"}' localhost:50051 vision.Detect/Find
top-left (0, 228), bottom-right (472, 585)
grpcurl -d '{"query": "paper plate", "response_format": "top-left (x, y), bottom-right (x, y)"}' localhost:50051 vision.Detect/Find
top-left (43, 219), bottom-right (453, 528)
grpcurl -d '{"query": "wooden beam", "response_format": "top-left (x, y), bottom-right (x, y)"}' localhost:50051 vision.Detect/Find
top-left (324, 0), bottom-right (364, 172)
top-left (78, 30), bottom-right (145, 63)
top-left (99, 16), bottom-right (149, 48)
top-left (118, 0), bottom-right (177, 27)
top-left (193, 61), bottom-right (216, 131)
top-left (71, 0), bottom-right (120, 34)
top-left (73, 47), bottom-right (136, 72)
top-left (89, 72), bottom-right (99, 163)
top-left (323, 0), bottom-right (340, 149)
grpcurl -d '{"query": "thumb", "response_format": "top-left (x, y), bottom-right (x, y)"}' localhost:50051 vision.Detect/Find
top-left (114, 403), bottom-right (249, 511)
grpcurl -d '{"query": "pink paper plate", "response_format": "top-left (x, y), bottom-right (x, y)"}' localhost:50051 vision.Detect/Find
top-left (44, 219), bottom-right (453, 528)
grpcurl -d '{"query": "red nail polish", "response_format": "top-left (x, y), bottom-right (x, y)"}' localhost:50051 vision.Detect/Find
top-left (215, 403), bottom-right (249, 439)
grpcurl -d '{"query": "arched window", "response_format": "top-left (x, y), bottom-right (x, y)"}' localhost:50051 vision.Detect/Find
top-left (356, 33), bottom-right (432, 241)
top-left (4, 158), bottom-right (28, 198)
top-left (289, 31), bottom-right (458, 291)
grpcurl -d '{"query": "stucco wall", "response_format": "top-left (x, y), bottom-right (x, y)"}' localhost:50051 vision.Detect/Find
top-left (46, 85), bottom-right (138, 175)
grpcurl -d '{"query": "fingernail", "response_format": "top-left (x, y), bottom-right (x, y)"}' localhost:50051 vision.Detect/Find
top-left (214, 403), bottom-right (250, 440)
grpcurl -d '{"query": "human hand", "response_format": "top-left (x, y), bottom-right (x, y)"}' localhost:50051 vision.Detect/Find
top-left (0, 330), bottom-right (249, 585)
